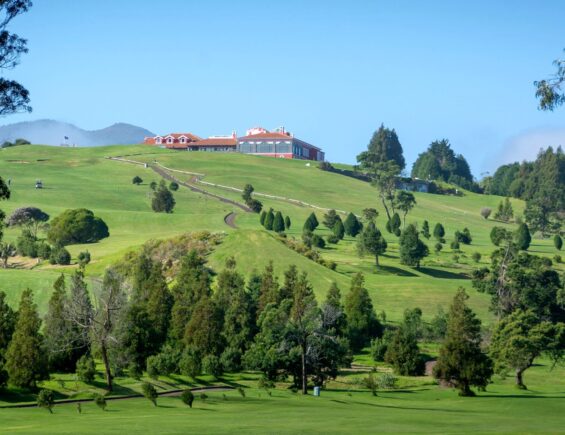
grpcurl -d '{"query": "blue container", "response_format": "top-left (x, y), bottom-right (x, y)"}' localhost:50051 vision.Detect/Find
top-left (313, 386), bottom-right (321, 396)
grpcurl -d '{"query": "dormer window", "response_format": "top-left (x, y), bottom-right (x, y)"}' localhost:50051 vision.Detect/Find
top-left (180, 137), bottom-right (186, 144)
top-left (167, 137), bottom-right (174, 144)
top-left (155, 137), bottom-right (162, 144)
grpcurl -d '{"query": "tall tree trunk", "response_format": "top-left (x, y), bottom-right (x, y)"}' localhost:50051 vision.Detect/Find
top-left (380, 196), bottom-right (391, 222)
top-left (100, 341), bottom-right (113, 392)
top-left (375, 255), bottom-right (379, 268)
top-left (301, 342), bottom-right (307, 395)
top-left (515, 368), bottom-right (526, 390)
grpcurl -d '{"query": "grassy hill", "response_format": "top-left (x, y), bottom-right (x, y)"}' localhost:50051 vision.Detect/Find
top-left (1, 144), bottom-right (561, 323)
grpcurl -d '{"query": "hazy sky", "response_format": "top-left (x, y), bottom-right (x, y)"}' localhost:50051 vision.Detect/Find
top-left (4, 0), bottom-right (565, 175)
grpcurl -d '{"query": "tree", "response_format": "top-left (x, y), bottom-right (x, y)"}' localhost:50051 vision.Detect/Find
top-left (169, 181), bottom-right (179, 191)
top-left (494, 198), bottom-right (514, 222)
top-left (333, 219), bottom-right (345, 240)
top-left (434, 289), bottom-right (493, 396)
top-left (490, 226), bottom-right (512, 246)
top-left (264, 209), bottom-right (274, 231)
top-left (399, 224), bottom-right (429, 268)
top-left (152, 180), bottom-right (175, 213)
top-left (48, 209), bottom-right (109, 246)
top-left (343, 212), bottom-right (362, 237)
top-left (357, 221), bottom-right (387, 267)
top-left (132, 176), bottom-right (143, 185)
top-left (242, 184), bottom-right (262, 213)
top-left (0, 1), bottom-right (32, 116)
top-left (149, 181), bottom-right (157, 190)
top-left (37, 389), bottom-right (55, 414)
top-left (321, 282), bottom-right (347, 336)
top-left (387, 212), bottom-right (401, 236)
top-left (362, 208), bottom-right (378, 222)
top-left (0, 242), bottom-right (15, 268)
top-left (433, 223), bottom-right (445, 242)
top-left (344, 273), bottom-right (381, 352)
top-left (323, 209), bottom-right (340, 229)
top-left (356, 124), bottom-right (406, 171)
top-left (421, 220), bottom-right (430, 239)
top-left (514, 223), bottom-right (531, 251)
top-left (76, 354), bottom-right (96, 383)
top-left (181, 389), bottom-right (195, 408)
top-left (77, 251), bottom-right (91, 267)
top-left (395, 191), bottom-right (416, 227)
top-left (7, 207), bottom-right (49, 239)
top-left (259, 211), bottom-right (266, 226)
top-left (480, 207), bottom-right (492, 220)
top-left (535, 48), bottom-right (565, 110)
top-left (184, 296), bottom-right (224, 357)
top-left (367, 161), bottom-right (401, 221)
top-left (5, 289), bottom-right (48, 388)
top-left (273, 211), bottom-right (285, 233)
top-left (555, 235), bottom-right (563, 251)
top-left (242, 184), bottom-right (254, 203)
top-left (384, 326), bottom-right (424, 376)
top-left (490, 310), bottom-right (563, 389)
top-left (0, 291), bottom-right (15, 387)
top-left (142, 382), bottom-right (158, 406)
top-left (284, 215), bottom-right (291, 230)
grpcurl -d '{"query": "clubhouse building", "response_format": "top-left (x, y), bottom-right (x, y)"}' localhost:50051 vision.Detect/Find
top-left (144, 126), bottom-right (324, 161)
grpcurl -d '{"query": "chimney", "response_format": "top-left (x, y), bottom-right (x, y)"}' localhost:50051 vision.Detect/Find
top-left (232, 130), bottom-right (237, 139)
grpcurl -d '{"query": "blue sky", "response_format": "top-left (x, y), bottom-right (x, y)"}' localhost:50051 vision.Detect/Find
top-left (4, 0), bottom-right (565, 175)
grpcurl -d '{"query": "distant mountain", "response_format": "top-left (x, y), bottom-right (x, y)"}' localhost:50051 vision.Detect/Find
top-left (0, 119), bottom-right (155, 146)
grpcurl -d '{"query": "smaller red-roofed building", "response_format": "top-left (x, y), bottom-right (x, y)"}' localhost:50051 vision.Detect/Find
top-left (144, 133), bottom-right (201, 148)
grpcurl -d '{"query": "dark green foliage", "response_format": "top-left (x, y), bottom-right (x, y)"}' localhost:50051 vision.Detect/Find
top-left (494, 198), bottom-right (514, 222)
top-left (149, 181), bottom-right (157, 191)
top-left (0, 291), bottom-right (15, 387)
top-left (132, 176), bottom-right (143, 185)
top-left (49, 246), bottom-right (71, 265)
top-left (434, 289), bottom-right (493, 396)
top-left (345, 273), bottom-right (381, 352)
top-left (385, 326), bottom-right (424, 376)
top-left (450, 239), bottom-right (460, 251)
top-left (472, 252), bottom-right (482, 263)
top-left (434, 242), bottom-right (443, 254)
top-left (179, 347), bottom-right (202, 378)
top-left (77, 250), bottom-right (91, 266)
top-left (356, 124), bottom-right (406, 171)
top-left (242, 183), bottom-right (254, 203)
top-left (181, 389), bottom-right (194, 407)
top-left (305, 212), bottom-right (319, 231)
top-left (76, 355), bottom-right (96, 383)
top-left (242, 185), bottom-right (263, 212)
top-left (273, 211), bottom-right (285, 233)
top-left (421, 220), bottom-right (430, 239)
top-left (343, 212), bottom-right (362, 237)
top-left (37, 389), bottom-right (55, 413)
top-left (399, 224), bottom-right (429, 268)
top-left (36, 242), bottom-right (51, 260)
top-left (535, 50), bottom-right (565, 110)
top-left (258, 261), bottom-right (280, 312)
top-left (311, 233), bottom-right (326, 249)
top-left (184, 296), bottom-right (224, 356)
top-left (371, 329), bottom-right (393, 362)
top-left (284, 215), bottom-right (291, 230)
top-left (94, 395), bottom-right (107, 411)
top-left (326, 234), bottom-right (340, 244)
top-left (514, 223), bottom-right (532, 251)
top-left (16, 229), bottom-right (38, 257)
top-left (428, 307), bottom-right (448, 340)
top-left (554, 234), bottom-right (562, 250)
top-left (411, 139), bottom-right (474, 188)
top-left (264, 209), bottom-right (275, 231)
top-left (490, 226), bottom-right (512, 246)
top-left (357, 221), bottom-right (387, 267)
top-left (260, 211), bottom-right (266, 226)
top-left (433, 223), bottom-right (445, 241)
top-left (7, 207), bottom-right (49, 238)
top-left (152, 180), bottom-right (176, 213)
top-left (455, 228), bottom-right (472, 245)
top-left (142, 382), bottom-right (158, 406)
top-left (362, 208), bottom-right (378, 222)
top-left (169, 181), bottom-right (179, 191)
top-left (48, 208), bottom-right (109, 246)
top-left (387, 213), bottom-right (401, 235)
top-left (323, 209), bottom-right (340, 229)
top-left (5, 289), bottom-right (48, 388)
top-left (395, 191), bottom-right (416, 227)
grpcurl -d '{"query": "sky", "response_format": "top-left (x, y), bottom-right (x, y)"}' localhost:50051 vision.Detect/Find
top-left (3, 0), bottom-right (565, 176)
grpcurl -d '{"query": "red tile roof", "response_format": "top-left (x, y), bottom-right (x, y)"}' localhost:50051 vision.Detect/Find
top-left (190, 138), bottom-right (237, 146)
top-left (164, 133), bottom-right (202, 141)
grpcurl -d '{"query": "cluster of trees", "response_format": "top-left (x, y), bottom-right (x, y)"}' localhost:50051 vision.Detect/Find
top-left (1, 138), bottom-right (30, 148)
top-left (483, 147), bottom-right (563, 236)
top-left (242, 184), bottom-right (263, 213)
top-left (489, 223), bottom-right (532, 251)
top-left (260, 208), bottom-right (290, 233)
top-left (411, 139), bottom-right (478, 192)
top-left (151, 180), bottom-right (176, 213)
top-left (494, 198), bottom-right (514, 222)
top-left (0, 253), bottom-right (390, 395)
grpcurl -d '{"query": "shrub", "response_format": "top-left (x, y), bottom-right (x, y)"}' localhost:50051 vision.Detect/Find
top-left (554, 235), bottom-right (563, 251)
top-left (284, 215), bottom-right (291, 229)
top-left (553, 254), bottom-right (562, 264)
top-left (455, 228), bottom-right (472, 245)
top-left (490, 226), bottom-right (511, 246)
top-left (169, 181), bottom-right (179, 191)
top-left (36, 242), bottom-right (51, 260)
top-left (48, 209), bottom-right (109, 246)
top-left (76, 355), bottom-right (96, 383)
top-left (94, 395), bottom-right (107, 411)
top-left (259, 211), bottom-right (267, 226)
top-left (384, 328), bottom-right (425, 376)
top-left (132, 176), bottom-right (143, 185)
top-left (377, 373), bottom-right (397, 389)
top-left (363, 373), bottom-right (378, 396)
top-left (434, 242), bottom-right (443, 254)
top-left (273, 211), bottom-right (285, 233)
top-left (181, 389), bottom-right (194, 407)
top-left (50, 246), bottom-right (71, 265)
top-left (480, 207), bottom-right (492, 219)
top-left (149, 181), bottom-right (157, 190)
top-left (16, 231), bottom-right (38, 257)
top-left (247, 198), bottom-right (263, 213)
top-left (141, 382), bottom-right (158, 406)
top-left (514, 223), bottom-right (531, 251)
top-left (311, 234), bottom-right (326, 249)
top-left (344, 212), bottom-right (362, 237)
top-left (264, 209), bottom-right (275, 230)
top-left (152, 181), bottom-right (176, 213)
top-left (77, 251), bottom-right (91, 266)
top-left (472, 252), bottom-right (481, 263)
top-left (37, 389), bottom-right (55, 413)
top-left (326, 234), bottom-right (340, 244)
top-left (371, 330), bottom-right (393, 362)
top-left (202, 355), bottom-right (223, 378)
top-left (450, 240), bottom-right (460, 251)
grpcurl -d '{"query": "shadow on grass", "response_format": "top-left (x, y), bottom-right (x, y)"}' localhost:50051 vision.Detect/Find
top-left (375, 265), bottom-right (418, 277)
top-left (418, 267), bottom-right (469, 280)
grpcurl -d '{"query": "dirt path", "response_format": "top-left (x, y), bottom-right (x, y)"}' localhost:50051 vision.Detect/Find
top-left (0, 386), bottom-right (234, 409)
top-left (224, 212), bottom-right (238, 229)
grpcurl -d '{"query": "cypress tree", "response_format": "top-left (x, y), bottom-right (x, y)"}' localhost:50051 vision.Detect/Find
top-left (258, 261), bottom-right (280, 312)
top-left (273, 211), bottom-right (285, 233)
top-left (146, 263), bottom-right (173, 347)
top-left (390, 213), bottom-right (401, 235)
top-left (434, 288), bottom-right (493, 396)
top-left (514, 223), bottom-right (531, 251)
top-left (284, 215), bottom-right (291, 230)
top-left (399, 224), bottom-right (429, 268)
top-left (421, 220), bottom-right (430, 239)
top-left (0, 291), bottom-right (15, 388)
top-left (344, 273), bottom-right (381, 351)
top-left (433, 222), bottom-right (445, 241)
top-left (322, 282), bottom-right (346, 335)
top-left (553, 234), bottom-right (562, 251)
top-left (264, 209), bottom-right (275, 231)
top-left (5, 289), bottom-right (48, 388)
top-left (344, 213), bottom-right (362, 237)
top-left (384, 326), bottom-right (424, 376)
top-left (308, 212), bottom-right (319, 229)
top-left (358, 221), bottom-right (387, 267)
top-left (303, 215), bottom-right (316, 232)
top-left (333, 219), bottom-right (345, 240)
top-left (260, 211), bottom-right (267, 226)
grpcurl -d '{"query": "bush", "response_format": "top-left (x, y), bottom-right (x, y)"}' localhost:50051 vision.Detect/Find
top-left (472, 252), bottom-right (481, 263)
top-left (77, 251), bottom-right (91, 266)
top-left (141, 382), bottom-right (158, 406)
top-left (247, 198), bottom-right (263, 213)
top-left (312, 234), bottom-right (326, 249)
top-left (202, 355), bottom-right (223, 378)
top-left (149, 181), bottom-right (157, 190)
top-left (480, 207), bottom-right (492, 219)
top-left (37, 389), bottom-right (55, 413)
top-left (169, 181), bottom-right (179, 191)
top-left (181, 389), bottom-right (194, 407)
top-left (450, 240), bottom-right (460, 251)
top-left (16, 231), bottom-right (38, 258)
top-left (326, 234), bottom-right (340, 244)
top-left (94, 395), bottom-right (107, 411)
top-left (554, 235), bottom-right (563, 251)
top-left (377, 373), bottom-right (397, 389)
top-left (132, 176), bottom-right (143, 185)
top-left (50, 246), bottom-right (71, 265)
top-left (76, 355), bottom-right (96, 383)
top-left (490, 226), bottom-right (511, 246)
top-left (48, 209), bottom-right (109, 246)
top-left (434, 242), bottom-right (443, 254)
top-left (37, 242), bottom-right (52, 260)
top-left (363, 373), bottom-right (378, 396)
top-left (553, 254), bottom-right (562, 264)
top-left (371, 330), bottom-right (393, 362)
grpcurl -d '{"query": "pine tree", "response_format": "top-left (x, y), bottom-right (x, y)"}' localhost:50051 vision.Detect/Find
top-left (345, 273), bottom-right (381, 351)
top-left (258, 261), bottom-right (279, 312)
top-left (5, 289), bottom-right (48, 388)
top-left (343, 213), bottom-right (362, 237)
top-left (151, 180), bottom-right (175, 213)
top-left (514, 223), bottom-right (531, 251)
top-left (356, 124), bottom-right (406, 171)
top-left (333, 219), bottom-right (345, 240)
top-left (146, 263), bottom-right (173, 347)
top-left (284, 215), bottom-right (291, 230)
top-left (434, 288), bottom-right (493, 396)
top-left (308, 212), bottom-right (319, 229)
top-left (0, 291), bottom-right (15, 388)
top-left (321, 282), bottom-right (347, 336)
top-left (264, 209), bottom-right (275, 231)
top-left (384, 326), bottom-right (423, 376)
top-left (303, 215), bottom-right (316, 232)
top-left (433, 222), bottom-right (445, 241)
top-left (358, 221), bottom-right (387, 267)
top-left (184, 296), bottom-right (224, 357)
top-left (421, 220), bottom-right (431, 239)
top-left (399, 224), bottom-right (429, 268)
top-left (273, 211), bottom-right (285, 233)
